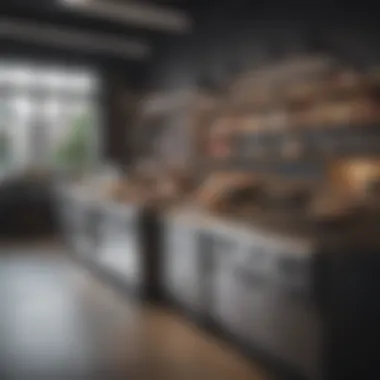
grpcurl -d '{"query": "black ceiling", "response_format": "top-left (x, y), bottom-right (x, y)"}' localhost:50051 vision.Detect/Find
top-left (2, 0), bottom-right (380, 88)
top-left (0, 0), bottom-right (199, 83)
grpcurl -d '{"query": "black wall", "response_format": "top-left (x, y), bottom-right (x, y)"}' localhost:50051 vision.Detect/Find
top-left (149, 1), bottom-right (380, 90)
top-left (145, 1), bottom-right (380, 179)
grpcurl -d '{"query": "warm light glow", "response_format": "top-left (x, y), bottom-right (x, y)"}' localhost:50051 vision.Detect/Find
top-left (330, 158), bottom-right (380, 196)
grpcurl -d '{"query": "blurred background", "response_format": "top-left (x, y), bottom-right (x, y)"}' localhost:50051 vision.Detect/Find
top-left (1, 1), bottom-right (380, 380)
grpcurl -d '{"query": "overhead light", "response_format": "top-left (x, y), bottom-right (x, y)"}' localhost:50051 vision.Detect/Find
top-left (0, 18), bottom-right (151, 60)
top-left (58, 0), bottom-right (192, 33)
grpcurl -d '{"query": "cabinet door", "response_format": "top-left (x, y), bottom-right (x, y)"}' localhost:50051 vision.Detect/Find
top-left (236, 242), bottom-right (273, 344)
top-left (267, 294), bottom-right (322, 380)
top-left (120, 211), bottom-right (140, 286)
top-left (78, 207), bottom-right (100, 259)
top-left (239, 242), bottom-right (322, 380)
top-left (162, 220), bottom-right (177, 296)
top-left (162, 220), bottom-right (184, 299)
top-left (210, 234), bottom-right (243, 334)
top-left (62, 198), bottom-right (78, 236)
top-left (86, 208), bottom-right (101, 256)
top-left (97, 209), bottom-right (112, 259)
top-left (99, 210), bottom-right (141, 287)
top-left (268, 252), bottom-right (322, 380)
top-left (178, 227), bottom-right (201, 311)
top-left (71, 203), bottom-right (92, 256)
top-left (163, 220), bottom-right (201, 311)
top-left (59, 199), bottom-right (74, 241)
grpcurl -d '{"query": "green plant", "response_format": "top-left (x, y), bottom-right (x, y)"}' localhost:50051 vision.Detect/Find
top-left (0, 131), bottom-right (10, 167)
top-left (53, 113), bottom-right (92, 170)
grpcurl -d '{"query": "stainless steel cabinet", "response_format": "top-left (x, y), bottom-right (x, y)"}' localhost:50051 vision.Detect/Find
top-left (56, 192), bottom-right (95, 256)
top-left (98, 204), bottom-right (141, 289)
top-left (207, 234), bottom-right (244, 335)
top-left (163, 213), bottom-right (323, 379)
top-left (203, 222), bottom-right (322, 380)
top-left (162, 216), bottom-right (202, 312)
top-left (72, 202), bottom-right (94, 257)
top-left (268, 249), bottom-right (322, 380)
top-left (57, 195), bottom-right (74, 244)
top-left (238, 237), bottom-right (322, 380)
top-left (235, 239), bottom-right (279, 347)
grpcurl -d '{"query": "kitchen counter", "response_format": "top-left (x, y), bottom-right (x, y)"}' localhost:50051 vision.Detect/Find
top-left (166, 204), bottom-right (380, 252)
top-left (161, 205), bottom-right (380, 380)
top-left (55, 187), bottom-right (163, 301)
top-left (162, 205), bottom-right (321, 379)
top-left (54, 192), bottom-right (380, 380)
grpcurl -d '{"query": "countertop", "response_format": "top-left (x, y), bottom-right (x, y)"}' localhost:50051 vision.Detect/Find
top-left (58, 185), bottom-right (380, 252)
top-left (165, 204), bottom-right (380, 253)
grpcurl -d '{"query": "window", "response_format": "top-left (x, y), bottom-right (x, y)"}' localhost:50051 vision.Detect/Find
top-left (0, 61), bottom-right (100, 174)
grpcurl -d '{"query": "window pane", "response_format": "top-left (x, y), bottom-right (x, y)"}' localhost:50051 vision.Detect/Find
top-left (11, 119), bottom-right (30, 168)
top-left (0, 64), bottom-right (15, 87)
top-left (38, 68), bottom-right (68, 90)
top-left (43, 98), bottom-right (61, 119)
top-left (12, 95), bottom-right (33, 120)
top-left (67, 72), bottom-right (96, 92)
top-left (12, 66), bottom-right (35, 87)
top-left (0, 97), bottom-right (13, 127)
top-left (0, 62), bottom-right (99, 173)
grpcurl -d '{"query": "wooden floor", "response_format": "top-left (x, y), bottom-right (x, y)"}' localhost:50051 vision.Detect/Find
top-left (0, 246), bottom-right (269, 380)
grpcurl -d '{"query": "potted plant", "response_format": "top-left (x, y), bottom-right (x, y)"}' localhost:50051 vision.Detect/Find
top-left (0, 130), bottom-right (10, 169)
top-left (53, 112), bottom-right (92, 176)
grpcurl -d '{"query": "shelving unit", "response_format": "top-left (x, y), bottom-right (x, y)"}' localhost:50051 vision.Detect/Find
top-left (206, 55), bottom-right (380, 181)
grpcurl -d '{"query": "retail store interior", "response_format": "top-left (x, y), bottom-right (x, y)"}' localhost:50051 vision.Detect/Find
top-left (1, 1), bottom-right (380, 380)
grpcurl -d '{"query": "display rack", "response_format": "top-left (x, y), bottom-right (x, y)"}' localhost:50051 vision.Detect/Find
top-left (206, 54), bottom-right (380, 180)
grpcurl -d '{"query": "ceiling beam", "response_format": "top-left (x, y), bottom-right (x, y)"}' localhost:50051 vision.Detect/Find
top-left (58, 0), bottom-right (192, 33)
top-left (0, 18), bottom-right (151, 60)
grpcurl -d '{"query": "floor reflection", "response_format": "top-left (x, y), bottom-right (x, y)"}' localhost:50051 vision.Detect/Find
top-left (0, 246), bottom-right (267, 380)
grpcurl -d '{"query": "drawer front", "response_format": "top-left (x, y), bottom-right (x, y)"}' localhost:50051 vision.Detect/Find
top-left (163, 221), bottom-right (202, 311)
top-left (240, 237), bottom-right (281, 276)
top-left (274, 253), bottom-right (314, 302)
top-left (98, 210), bottom-right (141, 286)
top-left (208, 233), bottom-right (243, 330)
top-left (238, 242), bottom-right (321, 379)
